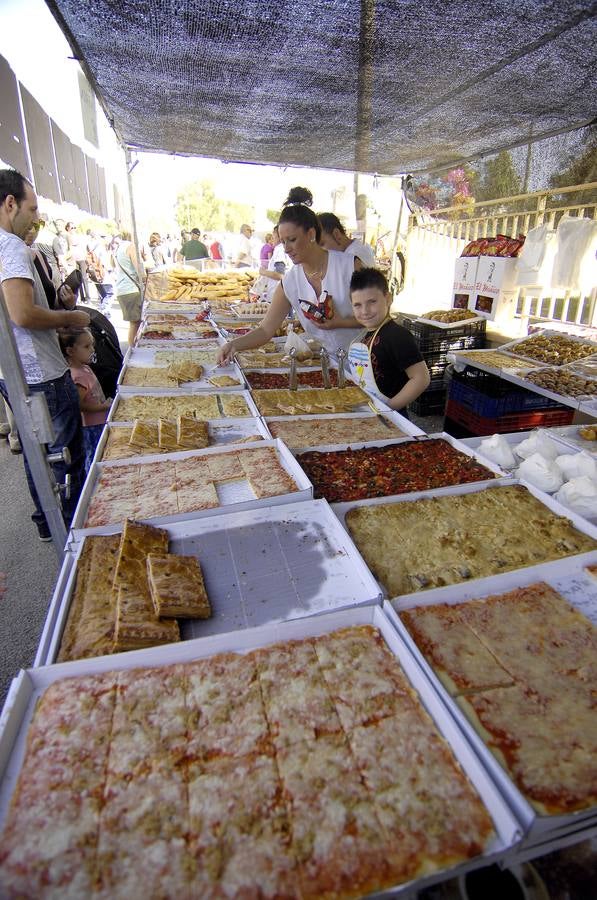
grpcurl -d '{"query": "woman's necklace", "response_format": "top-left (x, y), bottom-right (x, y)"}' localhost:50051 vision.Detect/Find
top-left (304, 251), bottom-right (327, 279)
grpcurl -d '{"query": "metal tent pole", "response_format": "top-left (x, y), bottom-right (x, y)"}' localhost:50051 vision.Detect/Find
top-left (0, 287), bottom-right (68, 556)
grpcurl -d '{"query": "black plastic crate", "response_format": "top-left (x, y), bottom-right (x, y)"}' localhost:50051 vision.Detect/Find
top-left (408, 387), bottom-right (447, 416)
top-left (398, 314), bottom-right (486, 351)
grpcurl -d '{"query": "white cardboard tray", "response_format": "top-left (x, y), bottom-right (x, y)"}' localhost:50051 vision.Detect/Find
top-left (37, 499), bottom-right (383, 667)
top-left (457, 429), bottom-right (582, 472)
top-left (94, 418), bottom-right (271, 465)
top-left (69, 439), bottom-right (313, 541)
top-left (117, 359), bottom-right (245, 394)
top-left (385, 562), bottom-right (597, 840)
top-left (1, 605), bottom-right (520, 896)
top-left (332, 479), bottom-right (597, 599)
top-left (547, 424), bottom-right (597, 456)
top-left (107, 389), bottom-right (260, 423)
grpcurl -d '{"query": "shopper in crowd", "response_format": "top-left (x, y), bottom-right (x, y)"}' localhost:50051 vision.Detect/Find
top-left (210, 234), bottom-right (224, 260)
top-left (114, 229), bottom-right (144, 345)
top-left (217, 186), bottom-right (362, 364)
top-left (181, 227), bottom-right (209, 261)
top-left (318, 211), bottom-right (376, 266)
top-left (51, 218), bottom-right (70, 278)
top-left (65, 221), bottom-right (91, 301)
top-left (348, 267), bottom-right (429, 413)
top-left (60, 328), bottom-right (112, 473)
top-left (260, 232), bottom-right (274, 263)
top-left (0, 398), bottom-right (20, 453)
top-left (141, 231), bottom-right (168, 273)
top-left (24, 220), bottom-right (123, 397)
top-left (0, 169), bottom-right (89, 539)
top-left (258, 225), bottom-right (292, 302)
top-left (236, 223), bottom-right (253, 267)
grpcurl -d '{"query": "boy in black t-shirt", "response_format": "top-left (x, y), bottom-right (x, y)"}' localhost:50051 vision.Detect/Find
top-left (349, 268), bottom-right (430, 411)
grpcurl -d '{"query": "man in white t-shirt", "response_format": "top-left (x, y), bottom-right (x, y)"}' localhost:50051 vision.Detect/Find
top-left (0, 169), bottom-right (90, 539)
top-left (318, 212), bottom-right (376, 267)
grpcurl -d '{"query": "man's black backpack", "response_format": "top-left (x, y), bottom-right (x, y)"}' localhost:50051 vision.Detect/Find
top-left (79, 306), bottom-right (124, 398)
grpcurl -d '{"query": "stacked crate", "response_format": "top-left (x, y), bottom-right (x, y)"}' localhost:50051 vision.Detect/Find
top-left (397, 314), bottom-right (487, 416)
top-left (444, 367), bottom-right (574, 437)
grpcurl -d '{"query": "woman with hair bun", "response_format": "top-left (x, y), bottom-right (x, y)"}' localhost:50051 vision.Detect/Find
top-left (217, 186), bottom-right (362, 364)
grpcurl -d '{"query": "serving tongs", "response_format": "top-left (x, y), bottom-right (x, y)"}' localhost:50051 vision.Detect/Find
top-left (366, 398), bottom-right (394, 430)
top-left (288, 347), bottom-right (298, 391)
top-left (336, 348), bottom-right (347, 388)
top-left (320, 348), bottom-right (331, 389)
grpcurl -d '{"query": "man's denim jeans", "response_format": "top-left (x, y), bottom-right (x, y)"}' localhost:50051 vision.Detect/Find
top-left (0, 372), bottom-right (85, 528)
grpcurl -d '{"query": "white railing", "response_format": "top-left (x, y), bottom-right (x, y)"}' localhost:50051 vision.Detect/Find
top-left (398, 183), bottom-right (597, 334)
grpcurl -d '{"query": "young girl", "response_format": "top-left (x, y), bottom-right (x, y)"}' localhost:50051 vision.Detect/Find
top-left (60, 328), bottom-right (112, 472)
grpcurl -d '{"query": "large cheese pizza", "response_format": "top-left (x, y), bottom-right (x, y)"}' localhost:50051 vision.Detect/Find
top-left (401, 583), bottom-right (597, 815)
top-left (0, 626), bottom-right (494, 898)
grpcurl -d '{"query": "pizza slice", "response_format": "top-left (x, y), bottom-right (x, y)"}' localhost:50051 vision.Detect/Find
top-left (128, 419), bottom-right (160, 450)
top-left (176, 415), bottom-right (209, 449)
top-left (206, 451), bottom-right (243, 482)
top-left (146, 553), bottom-right (211, 619)
top-left (400, 603), bottom-right (516, 695)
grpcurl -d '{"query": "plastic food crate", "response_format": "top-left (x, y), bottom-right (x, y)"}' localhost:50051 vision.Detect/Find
top-left (398, 314), bottom-right (486, 353)
top-left (445, 398), bottom-right (574, 435)
top-left (448, 379), bottom-right (563, 417)
top-left (408, 388), bottom-right (447, 416)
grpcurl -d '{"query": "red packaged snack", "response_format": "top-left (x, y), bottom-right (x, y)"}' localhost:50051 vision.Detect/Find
top-left (299, 292), bottom-right (334, 324)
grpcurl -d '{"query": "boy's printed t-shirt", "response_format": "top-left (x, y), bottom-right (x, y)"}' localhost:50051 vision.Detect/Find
top-left (0, 228), bottom-right (67, 384)
top-left (70, 364), bottom-right (107, 427)
top-left (365, 320), bottom-right (423, 399)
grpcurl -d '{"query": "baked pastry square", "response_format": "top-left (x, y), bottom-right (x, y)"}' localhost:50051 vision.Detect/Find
top-left (129, 419), bottom-right (159, 450)
top-left (158, 418), bottom-right (179, 450)
top-left (147, 554), bottom-right (211, 619)
top-left (167, 360), bottom-right (204, 383)
top-left (177, 415), bottom-right (209, 449)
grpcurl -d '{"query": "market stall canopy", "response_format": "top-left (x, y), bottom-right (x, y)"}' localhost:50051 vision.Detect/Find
top-left (46, 0), bottom-right (597, 175)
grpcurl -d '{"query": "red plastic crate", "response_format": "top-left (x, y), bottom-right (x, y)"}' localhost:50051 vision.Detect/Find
top-left (445, 398), bottom-right (574, 435)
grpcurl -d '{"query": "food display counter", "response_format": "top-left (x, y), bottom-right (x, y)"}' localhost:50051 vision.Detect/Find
top-left (1, 287), bottom-right (596, 898)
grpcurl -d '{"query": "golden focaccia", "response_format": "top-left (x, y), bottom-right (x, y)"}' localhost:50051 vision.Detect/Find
top-left (158, 418), bottom-right (179, 450)
top-left (167, 360), bottom-right (204, 383)
top-left (147, 554), bottom-right (211, 618)
top-left (208, 374), bottom-right (241, 387)
top-left (113, 519), bottom-right (170, 599)
top-left (177, 415), bottom-right (209, 449)
top-left (113, 587), bottom-right (181, 651)
top-left (129, 419), bottom-right (160, 450)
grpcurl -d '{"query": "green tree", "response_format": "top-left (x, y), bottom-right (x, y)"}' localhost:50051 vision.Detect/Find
top-left (476, 151), bottom-right (521, 201)
top-left (266, 208), bottom-right (280, 226)
top-left (550, 131), bottom-right (597, 206)
top-left (174, 180), bottom-right (254, 233)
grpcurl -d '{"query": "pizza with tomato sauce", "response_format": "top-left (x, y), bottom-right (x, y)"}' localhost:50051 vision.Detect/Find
top-left (297, 439), bottom-right (496, 502)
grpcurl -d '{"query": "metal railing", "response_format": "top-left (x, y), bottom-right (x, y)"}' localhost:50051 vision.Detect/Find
top-left (402, 182), bottom-right (597, 332)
